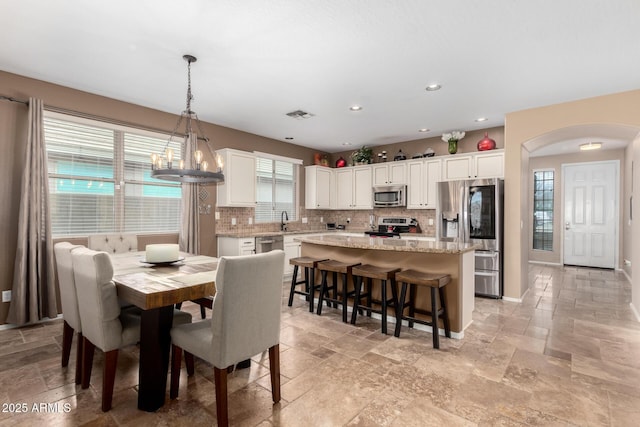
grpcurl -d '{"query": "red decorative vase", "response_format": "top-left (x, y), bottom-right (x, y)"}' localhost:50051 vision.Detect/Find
top-left (336, 156), bottom-right (347, 168)
top-left (477, 132), bottom-right (496, 151)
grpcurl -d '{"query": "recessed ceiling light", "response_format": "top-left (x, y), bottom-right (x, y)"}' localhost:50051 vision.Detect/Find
top-left (285, 137), bottom-right (294, 140)
top-left (580, 142), bottom-right (602, 151)
top-left (342, 142), bottom-right (352, 146)
top-left (349, 105), bottom-right (363, 111)
top-left (425, 84), bottom-right (441, 91)
top-left (419, 128), bottom-right (430, 132)
top-left (475, 117), bottom-right (488, 122)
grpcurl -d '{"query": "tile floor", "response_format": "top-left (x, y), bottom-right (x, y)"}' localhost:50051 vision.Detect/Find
top-left (0, 264), bottom-right (639, 426)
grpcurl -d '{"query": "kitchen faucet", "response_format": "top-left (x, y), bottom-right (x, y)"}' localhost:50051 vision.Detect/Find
top-left (281, 210), bottom-right (289, 231)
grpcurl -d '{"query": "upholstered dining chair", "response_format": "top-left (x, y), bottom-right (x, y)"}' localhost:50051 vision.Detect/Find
top-left (71, 247), bottom-right (193, 411)
top-left (169, 250), bottom-right (285, 427)
top-left (54, 242), bottom-right (85, 385)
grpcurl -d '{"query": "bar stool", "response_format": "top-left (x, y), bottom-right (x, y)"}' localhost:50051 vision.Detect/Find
top-left (288, 257), bottom-right (328, 312)
top-left (394, 270), bottom-right (451, 349)
top-left (316, 260), bottom-right (361, 323)
top-left (350, 265), bottom-right (400, 334)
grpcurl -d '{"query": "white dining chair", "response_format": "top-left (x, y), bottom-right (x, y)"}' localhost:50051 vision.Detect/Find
top-left (169, 250), bottom-right (285, 427)
top-left (54, 242), bottom-right (85, 384)
top-left (71, 247), bottom-right (193, 411)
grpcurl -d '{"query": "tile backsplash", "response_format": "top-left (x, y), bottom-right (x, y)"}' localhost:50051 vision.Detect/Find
top-left (215, 206), bottom-right (436, 236)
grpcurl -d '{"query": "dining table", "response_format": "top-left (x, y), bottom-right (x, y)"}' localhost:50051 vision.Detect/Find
top-left (110, 251), bottom-right (218, 412)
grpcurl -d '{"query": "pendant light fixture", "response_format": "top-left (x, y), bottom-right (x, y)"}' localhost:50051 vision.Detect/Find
top-left (151, 54), bottom-right (224, 184)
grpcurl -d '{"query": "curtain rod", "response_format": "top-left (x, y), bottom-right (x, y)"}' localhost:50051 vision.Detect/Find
top-left (0, 95), bottom-right (28, 105)
top-left (1, 94), bottom-right (189, 139)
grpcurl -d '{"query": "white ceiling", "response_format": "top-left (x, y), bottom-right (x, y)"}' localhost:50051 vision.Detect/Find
top-left (1, 0), bottom-right (639, 153)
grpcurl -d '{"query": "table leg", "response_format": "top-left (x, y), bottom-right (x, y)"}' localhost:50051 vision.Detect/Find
top-left (138, 306), bottom-right (174, 411)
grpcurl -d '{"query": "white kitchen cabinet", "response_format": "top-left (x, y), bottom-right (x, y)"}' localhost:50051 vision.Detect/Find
top-left (474, 151), bottom-right (504, 178)
top-left (407, 158), bottom-right (441, 209)
top-left (372, 162), bottom-right (406, 185)
top-left (217, 236), bottom-right (255, 256)
top-left (216, 149), bottom-right (256, 207)
top-left (335, 166), bottom-right (372, 209)
top-left (283, 235), bottom-right (301, 277)
top-left (305, 166), bottom-right (333, 209)
top-left (442, 150), bottom-right (504, 180)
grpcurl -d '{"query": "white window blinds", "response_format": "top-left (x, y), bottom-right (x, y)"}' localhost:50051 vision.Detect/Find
top-left (44, 114), bottom-right (181, 236)
top-left (255, 156), bottom-right (298, 223)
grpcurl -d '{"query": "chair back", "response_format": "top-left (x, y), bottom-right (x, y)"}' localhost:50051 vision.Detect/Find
top-left (54, 242), bottom-right (84, 331)
top-left (88, 233), bottom-right (138, 254)
top-left (71, 247), bottom-right (123, 352)
top-left (210, 250), bottom-right (285, 368)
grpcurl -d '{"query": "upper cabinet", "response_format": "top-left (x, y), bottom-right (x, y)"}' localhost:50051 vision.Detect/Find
top-left (407, 158), bottom-right (441, 209)
top-left (442, 150), bottom-right (504, 180)
top-left (216, 148), bottom-right (256, 207)
top-left (305, 166), bottom-right (333, 209)
top-left (372, 163), bottom-right (407, 185)
top-left (335, 166), bottom-right (372, 209)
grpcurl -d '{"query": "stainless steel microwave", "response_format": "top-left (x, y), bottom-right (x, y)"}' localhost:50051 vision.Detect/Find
top-left (372, 185), bottom-right (406, 207)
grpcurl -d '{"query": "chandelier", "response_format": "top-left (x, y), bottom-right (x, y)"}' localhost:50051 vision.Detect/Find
top-left (151, 55), bottom-right (224, 184)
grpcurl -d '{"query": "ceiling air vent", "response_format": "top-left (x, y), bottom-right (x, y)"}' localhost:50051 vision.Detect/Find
top-left (286, 110), bottom-right (314, 119)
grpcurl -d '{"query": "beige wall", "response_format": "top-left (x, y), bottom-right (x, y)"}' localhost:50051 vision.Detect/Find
top-left (505, 89), bottom-right (640, 303)
top-left (528, 150), bottom-right (625, 265)
top-left (0, 70), bottom-right (318, 324)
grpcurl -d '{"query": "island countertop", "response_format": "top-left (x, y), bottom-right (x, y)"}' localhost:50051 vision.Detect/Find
top-left (295, 234), bottom-right (476, 254)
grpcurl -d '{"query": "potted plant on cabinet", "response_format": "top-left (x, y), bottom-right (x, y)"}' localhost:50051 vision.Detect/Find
top-left (351, 145), bottom-right (373, 165)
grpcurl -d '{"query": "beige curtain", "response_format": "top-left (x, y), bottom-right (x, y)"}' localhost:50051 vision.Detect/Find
top-left (179, 131), bottom-right (200, 254)
top-left (8, 98), bottom-right (58, 325)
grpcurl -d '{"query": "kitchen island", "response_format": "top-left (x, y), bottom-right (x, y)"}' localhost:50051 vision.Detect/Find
top-left (297, 234), bottom-right (476, 337)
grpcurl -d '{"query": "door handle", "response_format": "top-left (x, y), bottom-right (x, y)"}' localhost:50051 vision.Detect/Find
top-left (565, 221), bottom-right (571, 230)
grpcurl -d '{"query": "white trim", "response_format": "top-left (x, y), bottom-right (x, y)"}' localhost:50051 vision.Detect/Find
top-left (619, 267), bottom-right (632, 284)
top-left (502, 287), bottom-right (529, 303)
top-left (528, 260), bottom-right (563, 266)
top-left (253, 151), bottom-right (303, 165)
top-left (630, 302), bottom-right (640, 323)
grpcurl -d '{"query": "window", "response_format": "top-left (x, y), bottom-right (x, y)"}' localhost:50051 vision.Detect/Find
top-left (255, 154), bottom-right (300, 223)
top-left (533, 170), bottom-right (554, 251)
top-left (45, 112), bottom-right (182, 236)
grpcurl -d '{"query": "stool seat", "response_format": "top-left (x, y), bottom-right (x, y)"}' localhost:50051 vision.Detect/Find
top-left (316, 260), bottom-right (360, 322)
top-left (395, 270), bottom-right (451, 288)
top-left (317, 260), bottom-right (357, 274)
top-left (288, 257), bottom-right (327, 312)
top-left (350, 265), bottom-right (400, 334)
top-left (352, 264), bottom-right (400, 281)
top-left (394, 270), bottom-right (452, 349)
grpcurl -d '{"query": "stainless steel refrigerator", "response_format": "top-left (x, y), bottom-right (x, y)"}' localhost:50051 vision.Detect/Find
top-left (436, 178), bottom-right (504, 298)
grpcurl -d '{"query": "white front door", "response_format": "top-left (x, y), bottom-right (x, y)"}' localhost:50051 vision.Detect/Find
top-left (563, 161), bottom-right (618, 268)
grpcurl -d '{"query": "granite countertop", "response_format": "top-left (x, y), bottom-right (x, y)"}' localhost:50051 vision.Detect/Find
top-left (296, 234), bottom-right (476, 254)
top-left (216, 229), bottom-right (437, 239)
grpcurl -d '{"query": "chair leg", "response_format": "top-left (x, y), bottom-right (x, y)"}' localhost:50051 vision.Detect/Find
top-left (316, 270), bottom-right (328, 315)
top-left (200, 304), bottom-right (206, 319)
top-left (309, 267), bottom-right (316, 313)
top-left (75, 332), bottom-right (83, 385)
top-left (350, 275), bottom-right (362, 325)
top-left (102, 350), bottom-right (118, 412)
top-left (268, 344), bottom-right (281, 403)
top-left (185, 351), bottom-right (195, 376)
top-left (170, 344), bottom-right (182, 399)
top-left (288, 265), bottom-right (299, 307)
top-left (175, 302), bottom-right (183, 310)
top-left (439, 287), bottom-right (451, 338)
top-left (214, 366), bottom-right (229, 427)
top-left (394, 283), bottom-right (408, 338)
top-left (61, 321), bottom-right (73, 368)
top-left (81, 337), bottom-right (95, 389)
top-left (381, 279), bottom-right (388, 334)
top-left (431, 287), bottom-right (440, 349)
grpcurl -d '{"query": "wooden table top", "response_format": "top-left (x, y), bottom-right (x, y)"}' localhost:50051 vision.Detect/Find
top-left (111, 252), bottom-right (218, 310)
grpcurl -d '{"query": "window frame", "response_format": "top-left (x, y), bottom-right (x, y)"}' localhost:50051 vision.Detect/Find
top-left (253, 151), bottom-right (302, 224)
top-left (532, 168), bottom-right (554, 251)
top-left (44, 111), bottom-right (182, 237)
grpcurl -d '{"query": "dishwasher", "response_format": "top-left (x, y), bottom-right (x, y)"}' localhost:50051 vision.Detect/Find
top-left (255, 235), bottom-right (284, 253)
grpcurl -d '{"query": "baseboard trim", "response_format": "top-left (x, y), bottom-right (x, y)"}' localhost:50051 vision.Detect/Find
top-left (618, 268), bottom-right (632, 285)
top-left (528, 260), bottom-right (563, 266)
top-left (502, 287), bottom-right (529, 303)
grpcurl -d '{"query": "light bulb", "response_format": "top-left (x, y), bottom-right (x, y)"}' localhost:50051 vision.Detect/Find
top-left (156, 158), bottom-right (163, 169)
top-left (179, 159), bottom-right (184, 169)
top-left (216, 153), bottom-right (224, 170)
top-left (201, 161), bottom-right (209, 171)
top-left (165, 148), bottom-right (174, 168)
top-left (151, 153), bottom-right (158, 169)
top-left (194, 150), bottom-right (203, 169)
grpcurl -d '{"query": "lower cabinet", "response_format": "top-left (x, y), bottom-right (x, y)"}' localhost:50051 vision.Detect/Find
top-left (217, 237), bottom-right (255, 256)
top-left (284, 236), bottom-right (301, 277)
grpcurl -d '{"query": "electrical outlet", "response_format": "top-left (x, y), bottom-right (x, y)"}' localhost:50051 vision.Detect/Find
top-left (231, 218), bottom-right (237, 225)
top-left (428, 218), bottom-right (434, 226)
top-left (248, 217), bottom-right (253, 225)
top-left (302, 217), bottom-right (308, 224)
top-left (2, 290), bottom-right (11, 303)
top-left (320, 217), bottom-right (323, 223)
top-left (215, 211), bottom-right (220, 220)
